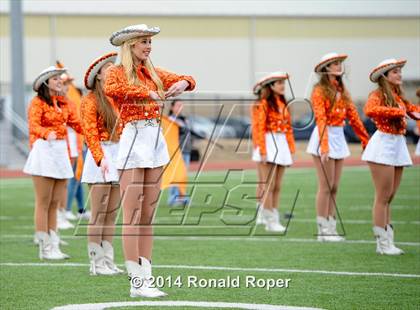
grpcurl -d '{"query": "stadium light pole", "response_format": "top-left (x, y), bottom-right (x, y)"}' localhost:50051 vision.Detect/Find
top-left (10, 0), bottom-right (25, 139)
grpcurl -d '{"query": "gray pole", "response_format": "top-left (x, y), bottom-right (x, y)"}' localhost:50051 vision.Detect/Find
top-left (10, 0), bottom-right (25, 139)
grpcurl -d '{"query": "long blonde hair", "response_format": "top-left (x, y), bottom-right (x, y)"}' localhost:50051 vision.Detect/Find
top-left (93, 78), bottom-right (118, 141)
top-left (120, 37), bottom-right (165, 100)
top-left (377, 75), bottom-right (408, 108)
top-left (315, 70), bottom-right (350, 107)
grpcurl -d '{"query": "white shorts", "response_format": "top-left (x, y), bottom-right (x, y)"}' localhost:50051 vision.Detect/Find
top-left (116, 120), bottom-right (170, 170)
top-left (415, 140), bottom-right (420, 156)
top-left (81, 142), bottom-right (120, 184)
top-left (306, 126), bottom-right (350, 159)
top-left (67, 127), bottom-right (79, 158)
top-left (362, 130), bottom-right (412, 167)
top-left (252, 132), bottom-right (293, 166)
top-left (23, 139), bottom-right (73, 179)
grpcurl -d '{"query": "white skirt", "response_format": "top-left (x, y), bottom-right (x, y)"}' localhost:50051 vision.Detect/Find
top-left (116, 119), bottom-right (170, 170)
top-left (362, 130), bottom-right (412, 166)
top-left (67, 127), bottom-right (79, 158)
top-left (81, 142), bottom-right (120, 184)
top-left (252, 132), bottom-right (293, 166)
top-left (306, 126), bottom-right (350, 159)
top-left (23, 139), bottom-right (73, 179)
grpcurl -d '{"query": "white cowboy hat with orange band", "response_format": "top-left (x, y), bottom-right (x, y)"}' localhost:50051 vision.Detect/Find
top-left (253, 71), bottom-right (289, 95)
top-left (314, 52), bottom-right (348, 73)
top-left (109, 24), bottom-right (160, 46)
top-left (33, 66), bottom-right (67, 92)
top-left (369, 58), bottom-right (407, 83)
top-left (84, 52), bottom-right (118, 90)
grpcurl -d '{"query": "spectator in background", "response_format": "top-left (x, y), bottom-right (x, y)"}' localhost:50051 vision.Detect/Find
top-left (167, 100), bottom-right (192, 206)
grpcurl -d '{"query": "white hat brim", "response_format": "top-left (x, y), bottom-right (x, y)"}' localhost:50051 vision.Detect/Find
top-left (33, 68), bottom-right (67, 92)
top-left (84, 53), bottom-right (118, 89)
top-left (314, 55), bottom-right (347, 73)
top-left (110, 27), bottom-right (160, 46)
top-left (253, 74), bottom-right (289, 95)
top-left (369, 60), bottom-right (406, 82)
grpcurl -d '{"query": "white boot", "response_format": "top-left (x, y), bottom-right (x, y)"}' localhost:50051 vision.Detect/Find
top-left (262, 208), bottom-right (286, 233)
top-left (102, 240), bottom-right (124, 274)
top-left (373, 226), bottom-right (402, 255)
top-left (386, 224), bottom-right (404, 255)
top-left (317, 216), bottom-right (339, 242)
top-left (126, 258), bottom-right (167, 298)
top-left (57, 209), bottom-right (74, 230)
top-left (35, 231), bottom-right (66, 260)
top-left (255, 203), bottom-right (265, 225)
top-left (49, 230), bottom-right (70, 259)
top-left (88, 242), bottom-right (117, 275)
top-left (327, 216), bottom-right (345, 242)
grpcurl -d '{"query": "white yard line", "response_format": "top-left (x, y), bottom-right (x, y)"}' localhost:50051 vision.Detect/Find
top-left (51, 300), bottom-right (324, 310)
top-left (1, 234), bottom-right (419, 246)
top-left (1, 262), bottom-right (419, 279)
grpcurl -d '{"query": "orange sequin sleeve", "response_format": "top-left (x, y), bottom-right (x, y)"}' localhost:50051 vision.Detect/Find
top-left (156, 67), bottom-right (196, 91)
top-left (285, 108), bottom-right (296, 154)
top-left (255, 100), bottom-right (268, 156)
top-left (104, 65), bottom-right (150, 101)
top-left (403, 100), bottom-right (420, 113)
top-left (80, 94), bottom-right (104, 166)
top-left (250, 102), bottom-right (260, 148)
top-left (27, 97), bottom-right (52, 141)
top-left (364, 91), bottom-right (405, 119)
top-left (311, 86), bottom-right (329, 155)
top-left (346, 101), bottom-right (369, 148)
top-left (64, 98), bottom-right (83, 135)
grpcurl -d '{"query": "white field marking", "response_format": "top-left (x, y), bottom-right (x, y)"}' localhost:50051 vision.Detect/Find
top-left (2, 234), bottom-right (420, 246)
top-left (153, 217), bottom-right (420, 225)
top-left (7, 218), bottom-right (420, 226)
top-left (51, 300), bottom-right (324, 310)
top-left (1, 262), bottom-right (419, 279)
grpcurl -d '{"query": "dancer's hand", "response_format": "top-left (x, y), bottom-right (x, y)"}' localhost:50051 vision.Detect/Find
top-left (149, 91), bottom-right (161, 101)
top-left (46, 131), bottom-right (57, 141)
top-left (261, 155), bottom-right (267, 163)
top-left (321, 153), bottom-right (329, 163)
top-left (165, 80), bottom-right (189, 98)
top-left (100, 157), bottom-right (109, 179)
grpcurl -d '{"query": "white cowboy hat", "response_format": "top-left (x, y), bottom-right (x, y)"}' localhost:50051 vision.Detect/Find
top-left (33, 66), bottom-right (67, 92)
top-left (369, 58), bottom-right (407, 83)
top-left (109, 24), bottom-right (160, 46)
top-left (253, 71), bottom-right (289, 95)
top-left (84, 52), bottom-right (118, 89)
top-left (314, 52), bottom-right (348, 73)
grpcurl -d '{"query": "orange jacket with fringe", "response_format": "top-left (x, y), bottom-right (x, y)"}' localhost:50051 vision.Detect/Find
top-left (80, 92), bottom-right (120, 166)
top-left (364, 89), bottom-right (420, 135)
top-left (104, 64), bottom-right (195, 127)
top-left (27, 96), bottom-right (83, 148)
top-left (254, 97), bottom-right (295, 156)
top-left (311, 85), bottom-right (369, 155)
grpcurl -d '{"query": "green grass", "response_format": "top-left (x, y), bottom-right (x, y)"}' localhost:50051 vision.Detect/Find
top-left (0, 166), bottom-right (419, 310)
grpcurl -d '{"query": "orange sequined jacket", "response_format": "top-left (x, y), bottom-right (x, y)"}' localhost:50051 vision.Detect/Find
top-left (80, 92), bottom-right (120, 166)
top-left (104, 64), bottom-right (195, 127)
top-left (250, 102), bottom-right (260, 148)
top-left (27, 96), bottom-right (83, 148)
top-left (254, 97), bottom-right (295, 156)
top-left (311, 85), bottom-right (369, 155)
top-left (364, 89), bottom-right (420, 135)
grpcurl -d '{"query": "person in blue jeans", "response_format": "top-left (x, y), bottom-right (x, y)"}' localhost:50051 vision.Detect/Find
top-left (167, 100), bottom-right (193, 206)
top-left (66, 150), bottom-right (89, 220)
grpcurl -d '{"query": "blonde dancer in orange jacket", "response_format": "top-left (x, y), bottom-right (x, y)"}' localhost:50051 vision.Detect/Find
top-left (104, 24), bottom-right (196, 298)
top-left (306, 53), bottom-right (369, 242)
